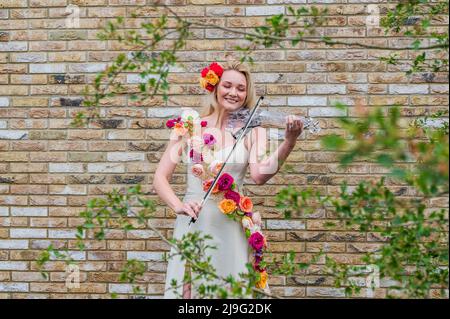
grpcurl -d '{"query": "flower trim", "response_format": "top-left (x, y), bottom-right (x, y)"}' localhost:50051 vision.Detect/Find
top-left (165, 108), bottom-right (269, 290)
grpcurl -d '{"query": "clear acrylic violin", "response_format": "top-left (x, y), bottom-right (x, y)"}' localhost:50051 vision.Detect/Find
top-left (226, 107), bottom-right (321, 140)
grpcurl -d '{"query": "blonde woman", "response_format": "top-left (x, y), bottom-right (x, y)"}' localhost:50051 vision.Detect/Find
top-left (153, 60), bottom-right (303, 298)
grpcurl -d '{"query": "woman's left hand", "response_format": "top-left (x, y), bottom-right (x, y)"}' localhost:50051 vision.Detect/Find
top-left (284, 115), bottom-right (304, 145)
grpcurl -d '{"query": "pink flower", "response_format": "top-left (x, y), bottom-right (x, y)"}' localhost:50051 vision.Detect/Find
top-left (209, 160), bottom-right (223, 175)
top-left (252, 212), bottom-right (262, 226)
top-left (217, 173), bottom-right (234, 191)
top-left (189, 149), bottom-right (203, 163)
top-left (166, 119), bottom-right (175, 128)
top-left (241, 216), bottom-right (254, 229)
top-left (190, 136), bottom-right (204, 152)
top-left (191, 164), bottom-right (204, 178)
top-left (174, 122), bottom-right (188, 136)
top-left (203, 133), bottom-right (216, 147)
top-left (253, 255), bottom-right (265, 272)
top-left (248, 232), bottom-right (265, 251)
top-left (224, 189), bottom-right (240, 205)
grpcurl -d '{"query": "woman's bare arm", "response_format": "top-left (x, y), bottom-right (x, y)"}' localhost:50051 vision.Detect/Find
top-left (152, 132), bottom-right (185, 210)
top-left (152, 132), bottom-right (201, 220)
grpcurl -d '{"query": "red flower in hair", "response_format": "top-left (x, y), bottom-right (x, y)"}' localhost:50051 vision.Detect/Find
top-left (209, 62), bottom-right (224, 77)
top-left (199, 62), bottom-right (224, 92)
top-left (201, 67), bottom-right (209, 77)
top-left (205, 83), bottom-right (215, 92)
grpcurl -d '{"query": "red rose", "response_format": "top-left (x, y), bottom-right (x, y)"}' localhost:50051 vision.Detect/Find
top-left (224, 189), bottom-right (241, 206)
top-left (201, 120), bottom-right (207, 127)
top-left (253, 255), bottom-right (265, 272)
top-left (217, 173), bottom-right (234, 191)
top-left (248, 232), bottom-right (265, 251)
top-left (209, 62), bottom-right (223, 77)
top-left (201, 67), bottom-right (209, 77)
top-left (205, 83), bottom-right (215, 92)
top-left (166, 119), bottom-right (175, 128)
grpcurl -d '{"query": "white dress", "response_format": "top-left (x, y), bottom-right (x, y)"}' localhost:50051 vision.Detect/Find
top-left (163, 137), bottom-right (253, 298)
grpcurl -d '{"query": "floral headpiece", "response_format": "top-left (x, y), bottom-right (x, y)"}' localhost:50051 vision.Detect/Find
top-left (199, 62), bottom-right (224, 92)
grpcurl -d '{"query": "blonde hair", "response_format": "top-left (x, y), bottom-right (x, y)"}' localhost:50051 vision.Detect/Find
top-left (198, 60), bottom-right (257, 128)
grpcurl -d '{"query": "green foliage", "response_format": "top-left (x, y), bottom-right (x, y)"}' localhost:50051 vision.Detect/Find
top-left (276, 107), bottom-right (449, 298)
top-left (72, 13), bottom-right (191, 127)
top-left (381, 0), bottom-right (449, 74)
top-left (36, 0), bottom-right (449, 299)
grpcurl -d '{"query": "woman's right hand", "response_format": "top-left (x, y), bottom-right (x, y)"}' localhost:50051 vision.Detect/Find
top-left (174, 201), bottom-right (203, 220)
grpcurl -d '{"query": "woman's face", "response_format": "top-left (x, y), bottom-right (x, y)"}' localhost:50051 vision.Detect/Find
top-left (216, 70), bottom-right (247, 112)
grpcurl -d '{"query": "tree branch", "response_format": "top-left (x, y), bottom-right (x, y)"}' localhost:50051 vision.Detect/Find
top-left (158, 3), bottom-right (448, 51)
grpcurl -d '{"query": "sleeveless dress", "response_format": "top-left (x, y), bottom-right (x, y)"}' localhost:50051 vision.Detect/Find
top-left (163, 136), bottom-right (253, 299)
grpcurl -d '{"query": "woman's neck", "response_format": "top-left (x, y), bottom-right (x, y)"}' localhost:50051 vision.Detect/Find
top-left (214, 109), bottom-right (229, 131)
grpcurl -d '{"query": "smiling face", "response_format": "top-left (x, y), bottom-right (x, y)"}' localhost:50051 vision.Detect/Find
top-left (216, 70), bottom-right (247, 112)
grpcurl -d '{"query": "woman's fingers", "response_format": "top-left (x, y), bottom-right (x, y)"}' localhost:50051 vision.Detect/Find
top-left (286, 116), bottom-right (303, 132)
top-left (188, 201), bottom-right (202, 217)
top-left (176, 201), bottom-right (203, 220)
top-left (188, 202), bottom-right (199, 216)
top-left (286, 115), bottom-right (293, 130)
top-left (184, 203), bottom-right (197, 220)
top-left (294, 118), bottom-right (302, 131)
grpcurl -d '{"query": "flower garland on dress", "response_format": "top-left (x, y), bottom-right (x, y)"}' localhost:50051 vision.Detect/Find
top-left (165, 103), bottom-right (269, 291)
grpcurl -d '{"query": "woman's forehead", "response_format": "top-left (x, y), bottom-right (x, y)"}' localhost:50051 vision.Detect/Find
top-left (221, 70), bottom-right (246, 86)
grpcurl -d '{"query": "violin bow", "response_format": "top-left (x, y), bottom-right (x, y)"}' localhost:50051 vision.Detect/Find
top-left (188, 96), bottom-right (265, 226)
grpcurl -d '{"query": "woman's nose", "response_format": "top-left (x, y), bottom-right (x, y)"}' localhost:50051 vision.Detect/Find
top-left (229, 87), bottom-right (237, 96)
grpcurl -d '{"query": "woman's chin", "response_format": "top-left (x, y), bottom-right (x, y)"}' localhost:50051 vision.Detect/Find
top-left (222, 102), bottom-right (242, 111)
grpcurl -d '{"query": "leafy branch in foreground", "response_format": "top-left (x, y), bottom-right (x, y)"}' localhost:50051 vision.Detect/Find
top-left (36, 185), bottom-right (287, 298)
top-left (276, 107), bottom-right (449, 298)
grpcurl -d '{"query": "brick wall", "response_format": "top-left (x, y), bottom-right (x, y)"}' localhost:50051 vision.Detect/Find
top-left (0, 0), bottom-right (448, 298)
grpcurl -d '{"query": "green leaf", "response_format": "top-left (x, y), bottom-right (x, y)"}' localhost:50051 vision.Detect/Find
top-left (322, 134), bottom-right (346, 150)
top-left (376, 153), bottom-right (394, 167)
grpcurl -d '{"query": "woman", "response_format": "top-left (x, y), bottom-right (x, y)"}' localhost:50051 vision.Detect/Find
top-left (153, 60), bottom-right (304, 298)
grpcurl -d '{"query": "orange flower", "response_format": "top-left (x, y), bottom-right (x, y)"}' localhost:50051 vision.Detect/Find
top-left (209, 160), bottom-right (223, 176)
top-left (199, 77), bottom-right (209, 90)
top-left (202, 179), bottom-right (219, 194)
top-left (218, 199), bottom-right (237, 215)
top-left (239, 196), bottom-right (253, 213)
top-left (204, 70), bottom-right (219, 85)
top-left (173, 122), bottom-right (188, 136)
top-left (255, 271), bottom-right (268, 289)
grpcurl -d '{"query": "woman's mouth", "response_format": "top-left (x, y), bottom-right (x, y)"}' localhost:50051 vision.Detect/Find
top-left (225, 98), bottom-right (238, 104)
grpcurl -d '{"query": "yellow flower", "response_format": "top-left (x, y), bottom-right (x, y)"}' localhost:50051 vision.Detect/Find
top-left (205, 70), bottom-right (219, 85)
top-left (218, 199), bottom-right (237, 215)
top-left (199, 77), bottom-right (208, 89)
top-left (255, 271), bottom-right (268, 289)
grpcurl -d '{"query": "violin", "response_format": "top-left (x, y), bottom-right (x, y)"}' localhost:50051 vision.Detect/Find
top-left (226, 107), bottom-right (321, 140)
